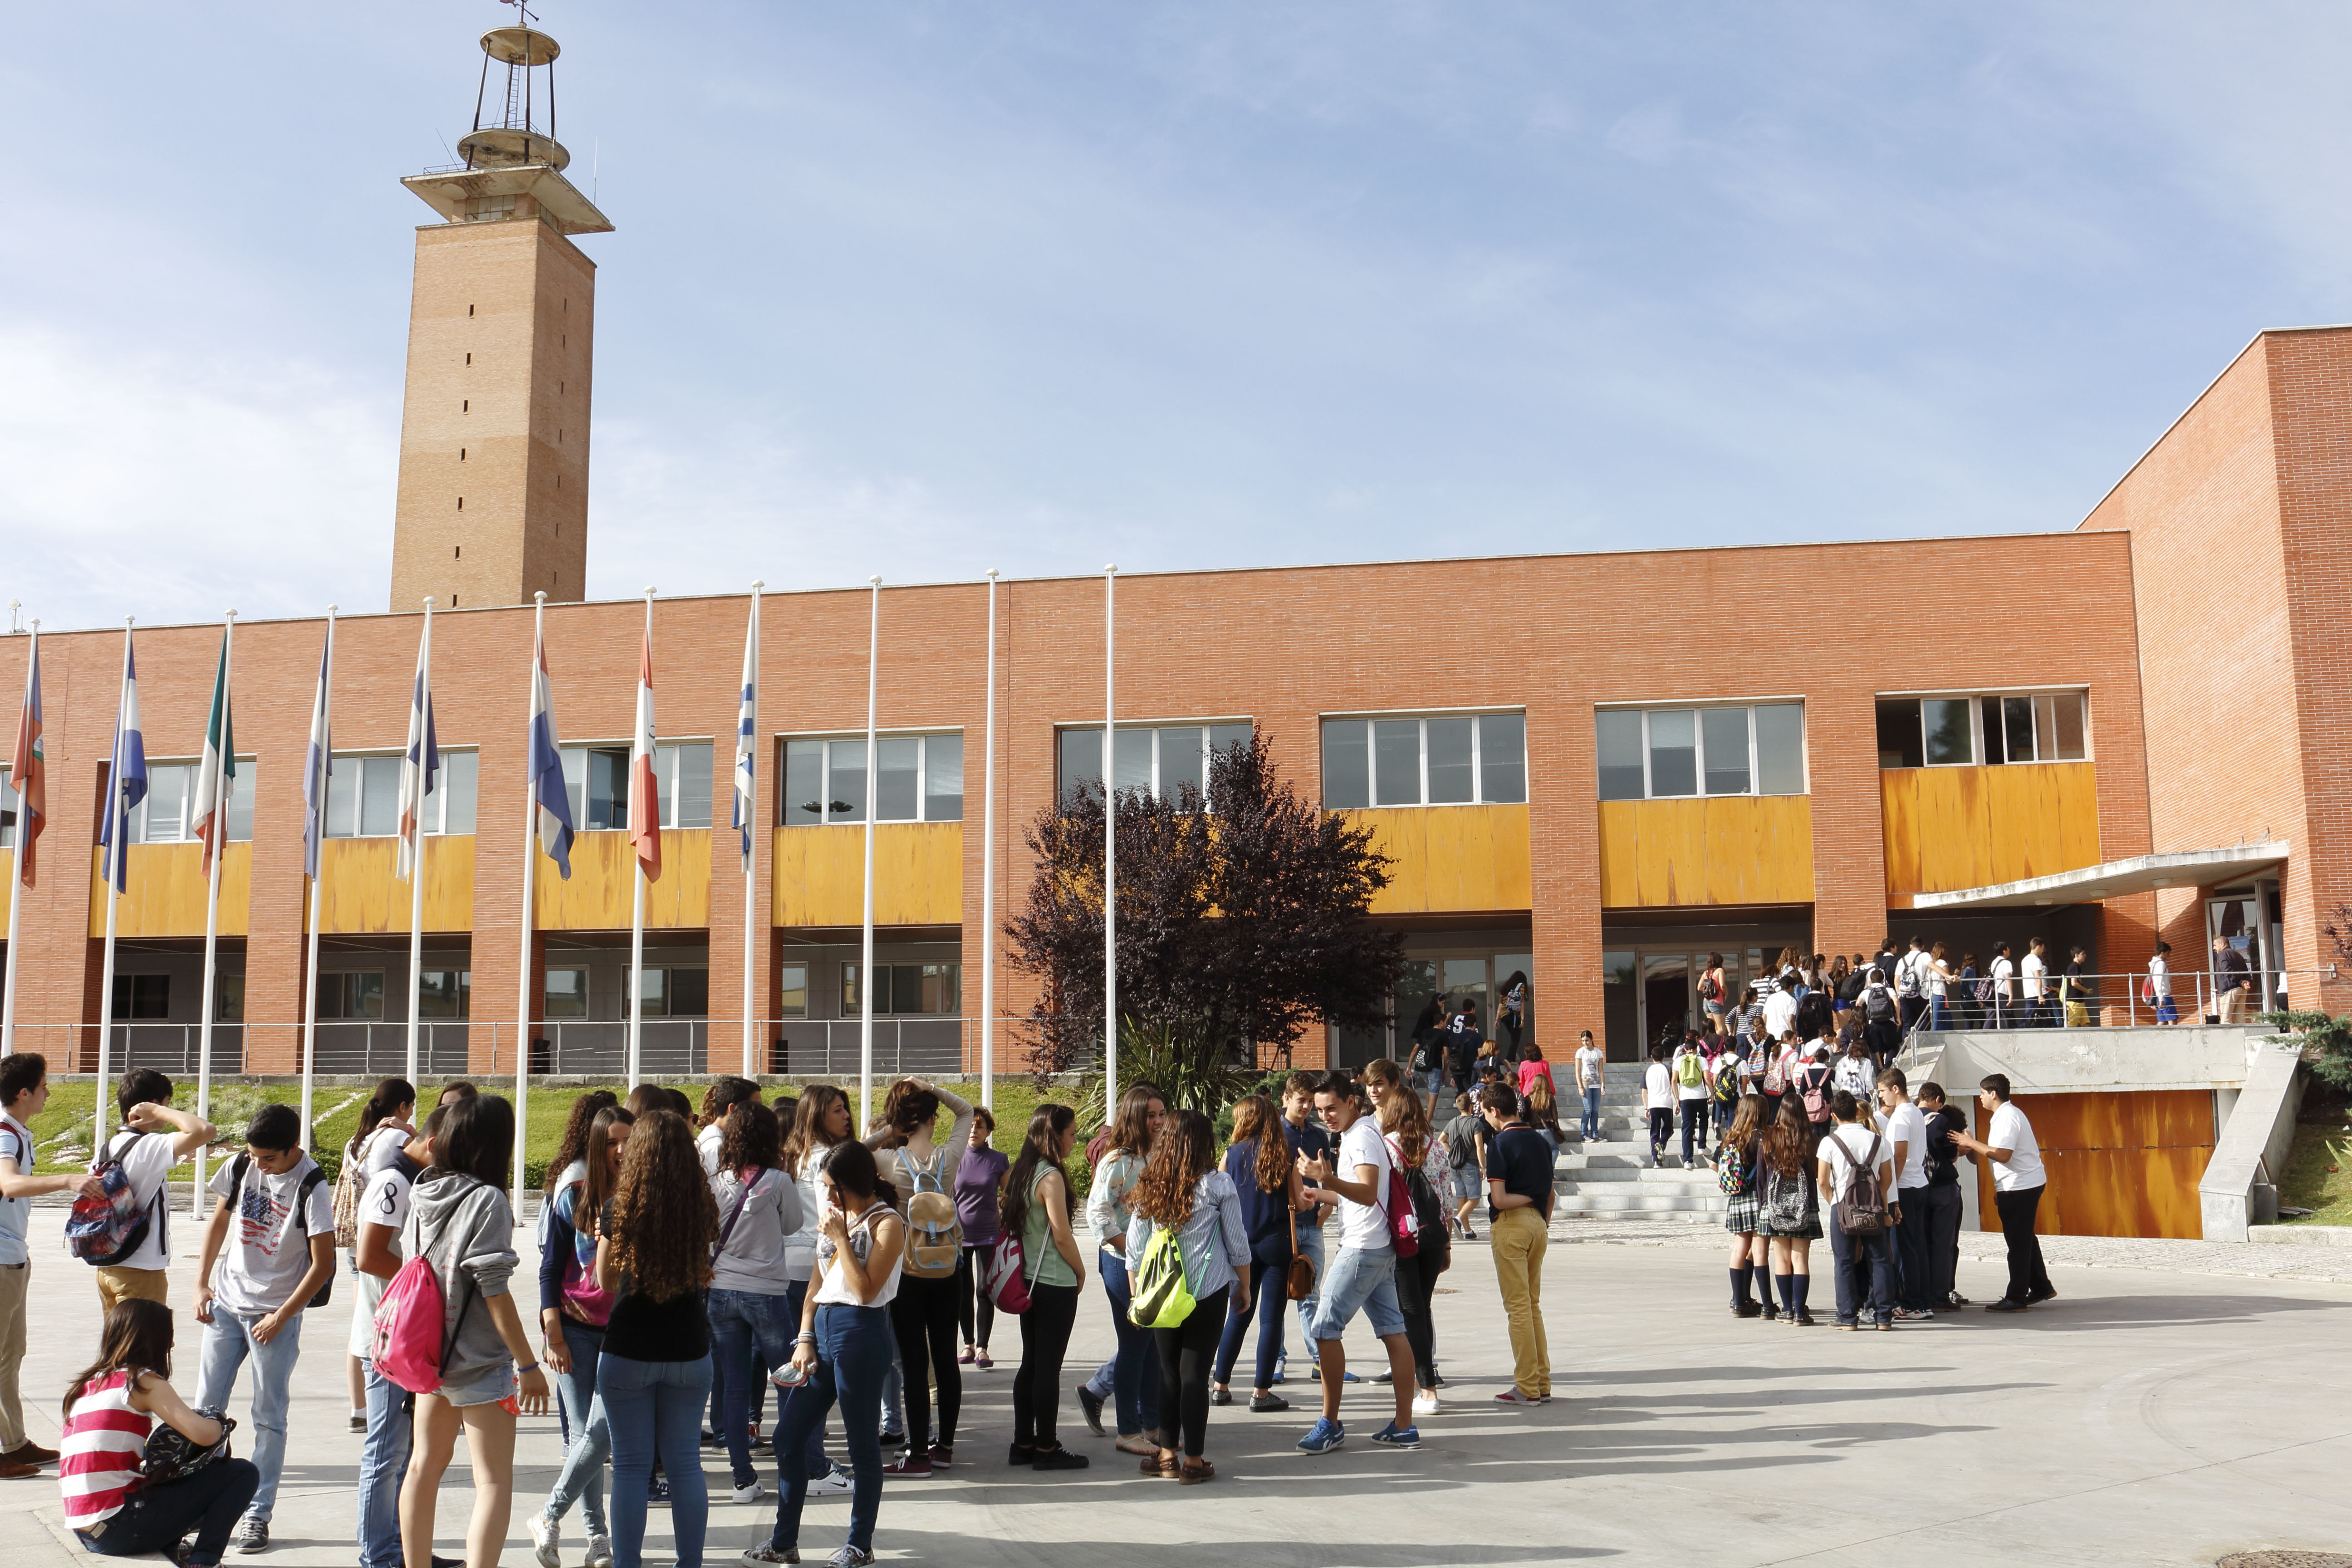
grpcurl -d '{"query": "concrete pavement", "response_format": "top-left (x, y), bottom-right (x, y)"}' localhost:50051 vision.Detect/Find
top-left (6, 1207), bottom-right (2352, 1567)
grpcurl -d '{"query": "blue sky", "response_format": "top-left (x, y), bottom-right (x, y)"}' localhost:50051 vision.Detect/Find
top-left (3, 2), bottom-right (2346, 628)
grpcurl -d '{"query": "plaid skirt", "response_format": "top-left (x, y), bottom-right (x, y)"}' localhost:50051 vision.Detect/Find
top-left (1722, 1186), bottom-right (1761, 1234)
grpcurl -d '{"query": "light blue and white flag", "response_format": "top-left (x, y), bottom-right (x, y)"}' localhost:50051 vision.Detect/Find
top-left (95, 632), bottom-right (147, 894)
top-left (300, 621), bottom-right (334, 880)
top-left (529, 629), bottom-right (575, 879)
top-left (732, 596), bottom-right (757, 872)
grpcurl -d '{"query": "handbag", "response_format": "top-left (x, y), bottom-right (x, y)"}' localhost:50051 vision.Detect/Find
top-left (1284, 1200), bottom-right (1316, 1302)
top-left (142, 1408), bottom-right (235, 1485)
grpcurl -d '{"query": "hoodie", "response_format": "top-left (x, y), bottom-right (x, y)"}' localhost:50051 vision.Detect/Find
top-left (400, 1169), bottom-right (519, 1391)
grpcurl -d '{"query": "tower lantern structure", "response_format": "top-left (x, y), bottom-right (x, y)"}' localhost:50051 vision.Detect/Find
top-left (390, 3), bottom-right (612, 612)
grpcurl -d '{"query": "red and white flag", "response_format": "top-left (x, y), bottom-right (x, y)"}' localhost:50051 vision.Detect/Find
top-left (8, 630), bottom-right (43, 887)
top-left (628, 628), bottom-right (661, 882)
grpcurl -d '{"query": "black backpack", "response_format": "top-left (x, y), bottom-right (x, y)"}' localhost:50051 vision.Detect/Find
top-left (1443, 1116), bottom-right (1481, 1171)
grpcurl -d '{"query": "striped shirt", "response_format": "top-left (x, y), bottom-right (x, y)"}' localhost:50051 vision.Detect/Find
top-left (61, 1370), bottom-right (150, 1529)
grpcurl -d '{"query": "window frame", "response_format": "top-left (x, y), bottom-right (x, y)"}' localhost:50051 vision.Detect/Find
top-left (1592, 702), bottom-right (1808, 802)
top-left (778, 731), bottom-right (964, 827)
top-left (1054, 720), bottom-right (1254, 810)
top-left (559, 740), bottom-right (714, 832)
top-left (1874, 689), bottom-right (2092, 770)
top-left (323, 748), bottom-right (475, 839)
top-left (120, 757), bottom-right (263, 845)
top-left (1317, 710), bottom-right (1527, 810)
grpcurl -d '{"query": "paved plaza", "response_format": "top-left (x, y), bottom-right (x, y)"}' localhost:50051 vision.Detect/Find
top-left (7, 1207), bottom-right (2352, 1568)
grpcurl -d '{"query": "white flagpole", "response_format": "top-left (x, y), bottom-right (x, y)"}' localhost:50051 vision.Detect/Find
top-left (407, 598), bottom-right (434, 1088)
top-left (980, 571), bottom-right (998, 1109)
top-left (95, 620), bottom-right (135, 1142)
top-left (2, 621), bottom-right (34, 1059)
top-left (859, 576), bottom-right (879, 1127)
top-left (301, 609), bottom-right (336, 1163)
top-left (1103, 566), bottom-right (1117, 1122)
top-left (628, 588), bottom-right (653, 1089)
top-left (516, 593), bottom-right (545, 1199)
top-left (195, 611), bottom-right (234, 1197)
top-left (743, 581), bottom-right (762, 1079)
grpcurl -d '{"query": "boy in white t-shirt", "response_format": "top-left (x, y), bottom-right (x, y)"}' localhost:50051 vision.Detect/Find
top-left (353, 1107), bottom-right (437, 1568)
top-left (1295, 1073), bottom-right (1419, 1455)
top-left (90, 1068), bottom-right (218, 1311)
top-left (1951, 1074), bottom-right (2054, 1313)
top-left (2019, 938), bottom-right (2049, 1029)
top-left (194, 1103), bottom-right (338, 1550)
top-left (1814, 1090), bottom-right (1899, 1329)
top-left (1573, 1032), bottom-right (1605, 1142)
top-left (1987, 943), bottom-right (2018, 1027)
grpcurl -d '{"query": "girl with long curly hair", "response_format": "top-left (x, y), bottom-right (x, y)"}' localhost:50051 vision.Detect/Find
top-left (1756, 1094), bottom-right (1821, 1325)
top-left (1210, 1093), bottom-right (1304, 1407)
top-left (1000, 1103), bottom-right (1088, 1470)
top-left (1125, 1109), bottom-right (1250, 1483)
top-left (1078, 1082), bottom-right (1166, 1456)
top-left (592, 1109), bottom-right (719, 1568)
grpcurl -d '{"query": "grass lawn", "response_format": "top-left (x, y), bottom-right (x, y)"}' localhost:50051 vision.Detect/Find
top-left (2277, 1117), bottom-right (2352, 1225)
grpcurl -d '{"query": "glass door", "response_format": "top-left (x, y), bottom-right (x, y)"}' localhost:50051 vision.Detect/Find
top-left (1640, 955), bottom-right (1690, 1052)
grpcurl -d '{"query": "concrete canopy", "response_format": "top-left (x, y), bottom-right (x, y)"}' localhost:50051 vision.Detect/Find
top-left (1909, 840), bottom-right (2290, 910)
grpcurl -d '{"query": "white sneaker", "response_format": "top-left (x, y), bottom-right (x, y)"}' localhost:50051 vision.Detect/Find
top-left (585, 1537), bottom-right (612, 1568)
top-left (530, 1513), bottom-right (561, 1568)
top-left (806, 1467), bottom-right (855, 1497)
top-left (731, 1480), bottom-right (768, 1504)
top-left (1411, 1390), bottom-right (1440, 1417)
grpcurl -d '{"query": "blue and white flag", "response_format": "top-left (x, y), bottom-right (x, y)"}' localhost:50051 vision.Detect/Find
top-left (95, 631), bottom-right (147, 895)
top-left (732, 595), bottom-right (758, 872)
top-left (300, 621), bottom-right (334, 881)
top-left (529, 629), bottom-right (574, 879)
top-left (395, 617), bottom-right (439, 882)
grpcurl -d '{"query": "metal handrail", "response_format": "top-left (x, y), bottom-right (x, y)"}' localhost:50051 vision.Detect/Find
top-left (1894, 966), bottom-right (2330, 1034)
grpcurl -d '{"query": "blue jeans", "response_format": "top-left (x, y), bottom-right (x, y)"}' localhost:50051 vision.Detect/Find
top-left (602, 1353), bottom-right (712, 1568)
top-left (768, 1279), bottom-right (831, 1482)
top-left (1929, 998), bottom-right (1952, 1031)
top-left (193, 1306), bottom-right (303, 1523)
top-left (542, 1319), bottom-right (610, 1535)
top-left (709, 1288), bottom-right (795, 1488)
top-left (1829, 1222), bottom-right (1895, 1327)
top-left (357, 1360), bottom-right (411, 1568)
top-left (771, 1303), bottom-right (891, 1559)
top-left (1308, 1245), bottom-right (1404, 1342)
top-left (1581, 1087), bottom-right (1601, 1141)
top-left (1424, 1065), bottom-right (1446, 1101)
top-left (1212, 1257), bottom-right (1288, 1392)
top-left (1092, 1252), bottom-right (1161, 1436)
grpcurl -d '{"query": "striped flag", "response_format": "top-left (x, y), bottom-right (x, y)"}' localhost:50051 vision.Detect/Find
top-left (731, 599), bottom-right (756, 872)
top-left (8, 630), bottom-right (44, 887)
top-left (300, 622), bottom-right (333, 880)
top-left (529, 629), bottom-right (575, 879)
top-left (189, 630), bottom-right (237, 875)
top-left (95, 635), bottom-right (147, 895)
top-left (628, 628), bottom-right (662, 882)
top-left (395, 624), bottom-right (439, 882)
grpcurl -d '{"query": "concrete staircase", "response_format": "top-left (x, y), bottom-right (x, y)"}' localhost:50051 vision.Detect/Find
top-left (1549, 1081), bottom-right (1729, 1224)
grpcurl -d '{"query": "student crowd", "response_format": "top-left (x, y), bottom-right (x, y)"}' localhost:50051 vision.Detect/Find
top-left (0, 987), bottom-right (2055, 1568)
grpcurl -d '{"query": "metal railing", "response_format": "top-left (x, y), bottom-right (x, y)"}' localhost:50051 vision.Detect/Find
top-left (1896, 968), bottom-right (2330, 1034)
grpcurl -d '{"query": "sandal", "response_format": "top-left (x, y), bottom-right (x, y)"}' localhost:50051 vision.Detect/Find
top-left (1139, 1452), bottom-right (1179, 1479)
top-left (1178, 1458), bottom-right (1215, 1486)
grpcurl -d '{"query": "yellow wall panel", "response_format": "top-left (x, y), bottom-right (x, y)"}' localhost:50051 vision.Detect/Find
top-left (1594, 796), bottom-right (1814, 909)
top-left (771, 823), bottom-right (964, 928)
top-left (1975, 1089), bottom-right (2210, 1240)
top-left (1349, 805), bottom-right (1531, 916)
top-left (316, 837), bottom-right (476, 934)
top-left (1882, 762), bottom-right (2100, 893)
top-left (86, 843), bottom-right (253, 938)
top-left (536, 829), bottom-right (710, 930)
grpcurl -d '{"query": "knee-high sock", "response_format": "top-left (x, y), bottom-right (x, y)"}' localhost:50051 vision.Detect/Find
top-left (1774, 1273), bottom-right (1795, 1313)
top-left (1792, 1275), bottom-right (1812, 1315)
top-left (1730, 1264), bottom-right (1752, 1305)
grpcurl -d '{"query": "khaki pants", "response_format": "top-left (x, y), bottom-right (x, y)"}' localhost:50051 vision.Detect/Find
top-left (97, 1265), bottom-right (169, 1314)
top-left (0, 1261), bottom-right (26, 1452)
top-left (1490, 1205), bottom-right (1551, 1398)
top-left (2218, 987), bottom-right (2248, 1024)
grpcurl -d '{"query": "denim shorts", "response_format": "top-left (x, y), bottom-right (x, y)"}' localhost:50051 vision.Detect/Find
top-left (1308, 1245), bottom-right (1404, 1341)
top-left (1450, 1166), bottom-right (1483, 1203)
top-left (440, 1360), bottom-right (516, 1408)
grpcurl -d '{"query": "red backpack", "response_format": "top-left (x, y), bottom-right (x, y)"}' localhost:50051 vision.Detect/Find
top-left (1380, 1136), bottom-right (1421, 1259)
top-left (371, 1200), bottom-right (476, 1395)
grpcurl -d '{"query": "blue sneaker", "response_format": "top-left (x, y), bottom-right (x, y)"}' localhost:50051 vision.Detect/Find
top-left (1370, 1421), bottom-right (1420, 1450)
top-left (1295, 1417), bottom-right (1345, 1454)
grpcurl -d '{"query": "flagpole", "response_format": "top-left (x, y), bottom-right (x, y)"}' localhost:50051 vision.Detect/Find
top-left (194, 611), bottom-right (234, 1200)
top-left (742, 581), bottom-right (762, 1079)
top-left (980, 570), bottom-right (998, 1109)
top-left (1, 622), bottom-right (34, 1059)
top-left (95, 618), bottom-right (134, 1147)
top-left (1103, 565), bottom-right (1117, 1124)
top-left (516, 593), bottom-right (545, 1200)
top-left (301, 609), bottom-right (336, 1166)
top-left (859, 576), bottom-right (879, 1128)
top-left (407, 598), bottom-right (433, 1087)
top-left (628, 587), bottom-right (653, 1090)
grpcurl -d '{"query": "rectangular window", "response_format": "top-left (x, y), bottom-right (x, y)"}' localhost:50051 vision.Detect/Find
top-left (1057, 723), bottom-right (1254, 810)
top-left (559, 742), bottom-right (715, 830)
top-left (122, 760), bottom-right (262, 844)
top-left (776, 962), bottom-right (808, 1017)
top-left (325, 752), bottom-right (471, 837)
top-left (544, 968), bottom-right (588, 1019)
top-left (0, 768), bottom-right (12, 847)
top-left (215, 975), bottom-right (245, 1024)
top-left (627, 965), bottom-right (710, 1018)
top-left (317, 971), bottom-right (386, 1020)
top-left (1318, 713), bottom-right (1527, 809)
top-left (417, 970), bottom-right (471, 1019)
top-left (1878, 692), bottom-right (2090, 769)
top-left (109, 974), bottom-right (170, 1020)
top-left (840, 961), bottom-right (963, 1015)
top-left (1592, 705), bottom-right (1807, 800)
top-left (778, 735), bottom-right (962, 825)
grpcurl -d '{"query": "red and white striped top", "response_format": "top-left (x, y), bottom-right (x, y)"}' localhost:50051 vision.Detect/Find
top-left (60, 1370), bottom-right (150, 1529)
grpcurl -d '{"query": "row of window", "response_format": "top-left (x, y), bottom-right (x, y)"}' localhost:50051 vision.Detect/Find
top-left (1321, 715), bottom-right (1527, 809)
top-left (1597, 704), bottom-right (1807, 802)
top-left (1875, 692), bottom-right (2089, 770)
top-left (1056, 724), bottom-right (1254, 807)
top-left (784, 735), bottom-right (964, 825)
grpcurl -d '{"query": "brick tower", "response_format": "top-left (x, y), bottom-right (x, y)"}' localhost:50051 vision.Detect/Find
top-left (389, 11), bottom-right (612, 612)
